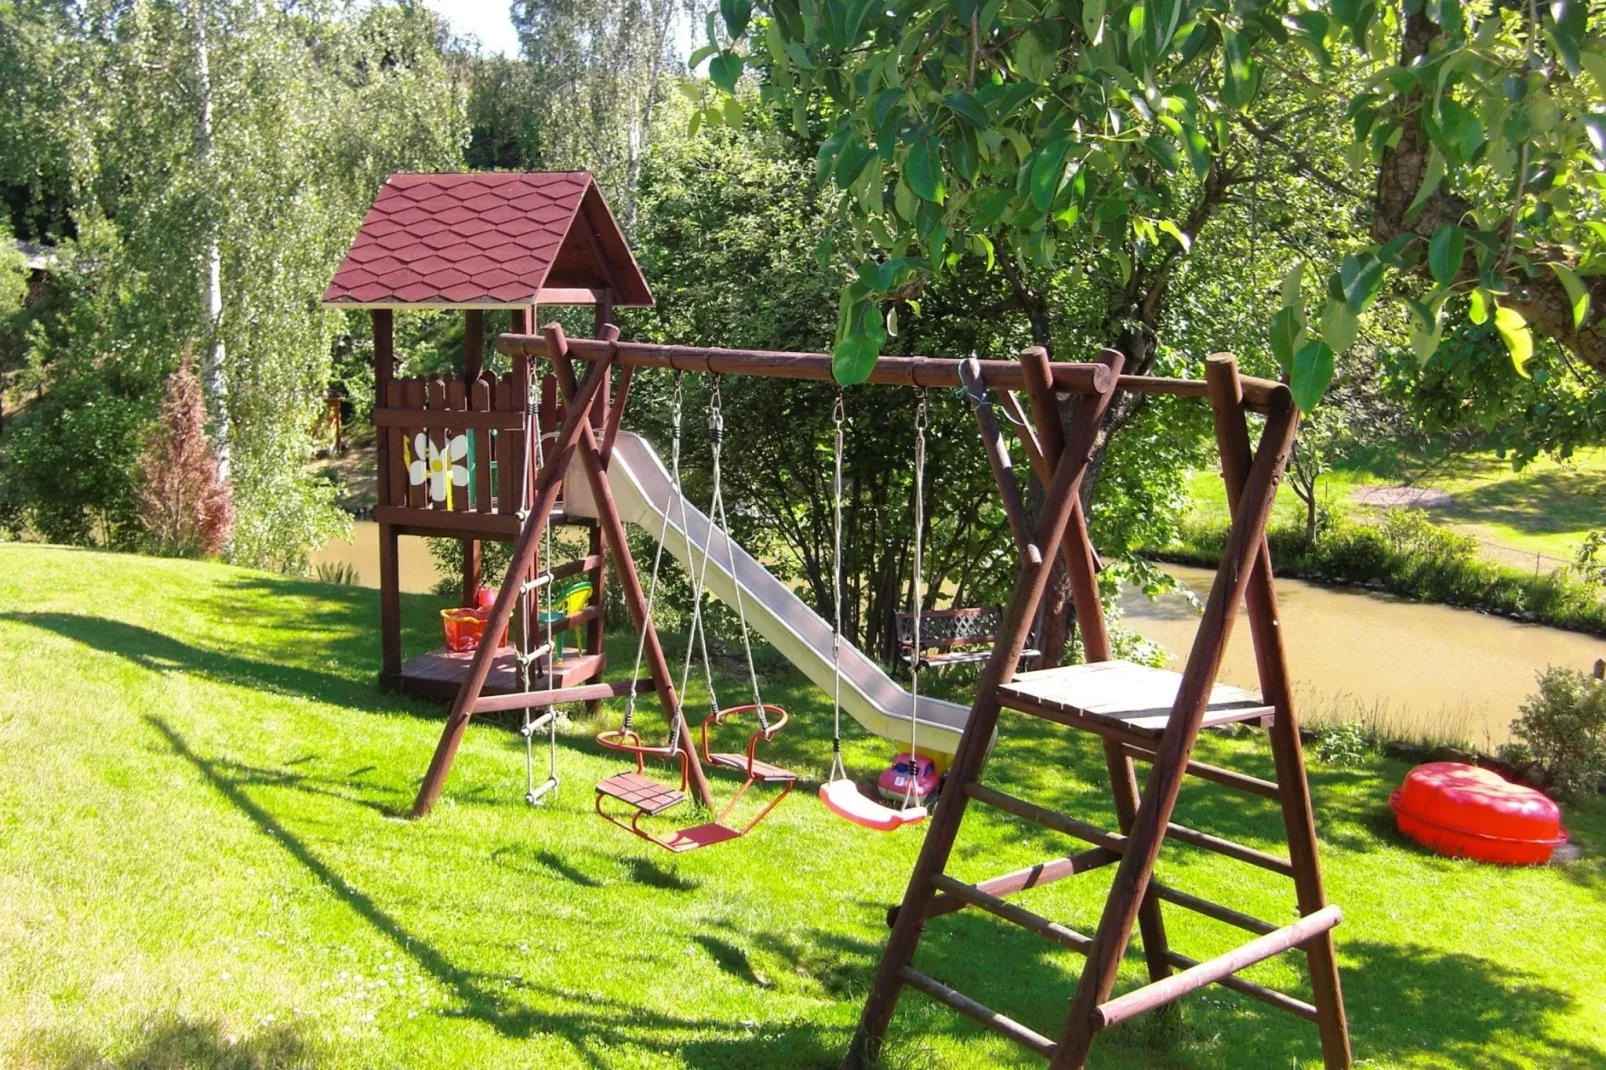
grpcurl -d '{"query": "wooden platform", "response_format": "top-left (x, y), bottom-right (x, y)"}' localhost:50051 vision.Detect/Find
top-left (997, 660), bottom-right (1272, 739)
top-left (394, 647), bottom-right (605, 702)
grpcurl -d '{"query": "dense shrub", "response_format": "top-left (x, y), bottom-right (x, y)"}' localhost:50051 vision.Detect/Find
top-left (1499, 667), bottom-right (1606, 800)
top-left (1311, 721), bottom-right (1372, 767)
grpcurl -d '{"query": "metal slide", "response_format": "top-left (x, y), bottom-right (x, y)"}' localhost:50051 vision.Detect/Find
top-left (565, 432), bottom-right (971, 755)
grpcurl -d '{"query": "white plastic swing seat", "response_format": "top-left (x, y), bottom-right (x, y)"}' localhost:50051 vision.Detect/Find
top-left (819, 779), bottom-right (927, 831)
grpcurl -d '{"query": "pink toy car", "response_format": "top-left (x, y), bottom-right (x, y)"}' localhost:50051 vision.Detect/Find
top-left (877, 753), bottom-right (940, 805)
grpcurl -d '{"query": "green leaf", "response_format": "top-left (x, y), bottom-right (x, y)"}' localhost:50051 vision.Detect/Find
top-left (1269, 306), bottom-right (1303, 366)
top-left (815, 127), bottom-right (849, 184)
top-left (1222, 29), bottom-right (1260, 110)
top-left (1492, 303), bottom-right (1533, 376)
top-left (1337, 252), bottom-right (1384, 314)
top-left (1406, 148), bottom-right (1444, 220)
top-left (1280, 260), bottom-right (1305, 311)
top-left (905, 140), bottom-right (944, 203)
top-left (1029, 138), bottom-right (1073, 213)
top-left (1428, 225), bottom-right (1465, 287)
top-left (719, 0), bottom-right (751, 38)
top-left (1468, 287), bottom-right (1489, 324)
top-left (1549, 261), bottom-right (1590, 329)
top-left (1157, 219), bottom-right (1191, 252)
top-left (708, 51), bottom-right (744, 92)
top-left (1181, 122), bottom-right (1211, 178)
top-left (1291, 340), bottom-right (1335, 413)
top-left (1082, 0), bottom-right (1106, 45)
top-left (1410, 320), bottom-right (1443, 364)
top-left (945, 91), bottom-right (990, 130)
top-left (1320, 299), bottom-right (1357, 352)
top-left (834, 134), bottom-right (873, 187)
top-left (1548, 0), bottom-right (1586, 77)
top-left (1142, 134), bottom-right (1180, 172)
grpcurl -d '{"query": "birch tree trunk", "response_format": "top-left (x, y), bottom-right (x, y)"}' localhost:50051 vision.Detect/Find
top-left (193, 0), bottom-right (230, 484)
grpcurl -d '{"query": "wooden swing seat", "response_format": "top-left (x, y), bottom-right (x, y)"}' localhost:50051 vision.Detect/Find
top-left (595, 771), bottom-right (686, 815)
top-left (998, 661), bottom-right (1273, 741)
top-left (820, 779), bottom-right (928, 831)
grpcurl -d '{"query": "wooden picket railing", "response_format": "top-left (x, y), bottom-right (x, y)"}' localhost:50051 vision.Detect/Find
top-left (371, 371), bottom-right (564, 538)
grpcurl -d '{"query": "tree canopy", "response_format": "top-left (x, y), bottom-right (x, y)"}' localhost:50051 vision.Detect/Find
top-left (693, 0), bottom-right (1604, 403)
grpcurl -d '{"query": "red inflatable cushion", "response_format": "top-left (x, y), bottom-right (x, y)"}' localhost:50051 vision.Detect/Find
top-left (1389, 762), bottom-right (1567, 866)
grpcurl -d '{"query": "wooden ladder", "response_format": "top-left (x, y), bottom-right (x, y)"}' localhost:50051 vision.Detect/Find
top-left (847, 353), bottom-right (1351, 1069)
top-left (409, 323), bottom-right (714, 818)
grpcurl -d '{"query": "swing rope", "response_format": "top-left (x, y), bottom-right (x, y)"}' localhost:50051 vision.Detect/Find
top-left (827, 388), bottom-right (847, 784)
top-left (903, 388), bottom-right (928, 809)
top-left (623, 372), bottom-right (684, 740)
top-left (521, 361), bottom-right (558, 803)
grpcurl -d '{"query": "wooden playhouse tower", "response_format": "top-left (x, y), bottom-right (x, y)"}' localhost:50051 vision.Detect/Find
top-left (322, 171), bottom-right (652, 700)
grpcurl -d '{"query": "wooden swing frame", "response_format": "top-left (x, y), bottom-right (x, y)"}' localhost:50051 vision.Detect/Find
top-left (407, 330), bottom-right (1350, 1069)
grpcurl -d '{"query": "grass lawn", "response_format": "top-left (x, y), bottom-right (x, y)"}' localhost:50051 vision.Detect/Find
top-left (2, 544), bottom-right (1604, 1069)
top-left (1185, 447), bottom-right (1606, 568)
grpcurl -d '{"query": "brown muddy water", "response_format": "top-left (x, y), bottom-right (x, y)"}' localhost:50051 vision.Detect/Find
top-left (314, 523), bottom-right (1602, 747)
top-left (1122, 565), bottom-right (1604, 748)
top-left (310, 520), bottom-right (445, 593)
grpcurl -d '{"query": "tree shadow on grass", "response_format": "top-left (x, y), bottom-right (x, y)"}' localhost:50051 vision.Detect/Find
top-left (4, 612), bottom-right (425, 718)
top-left (22, 1012), bottom-right (323, 1070)
top-left (143, 716), bottom-right (823, 1069)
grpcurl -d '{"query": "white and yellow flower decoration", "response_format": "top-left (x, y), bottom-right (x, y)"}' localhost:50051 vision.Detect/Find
top-left (410, 433), bottom-right (469, 504)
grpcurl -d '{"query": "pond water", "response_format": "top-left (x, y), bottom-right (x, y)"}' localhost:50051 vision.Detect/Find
top-left (313, 523), bottom-right (1603, 747)
top-left (310, 520), bottom-right (445, 593)
top-left (1121, 565), bottom-right (1605, 748)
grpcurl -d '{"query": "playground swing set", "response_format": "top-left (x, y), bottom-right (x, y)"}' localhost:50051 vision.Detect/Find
top-left (325, 172), bottom-right (1352, 1069)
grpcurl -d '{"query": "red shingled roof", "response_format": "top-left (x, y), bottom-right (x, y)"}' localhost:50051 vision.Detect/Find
top-left (322, 172), bottom-right (652, 309)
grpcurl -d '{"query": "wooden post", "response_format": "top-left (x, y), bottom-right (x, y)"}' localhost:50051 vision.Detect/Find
top-left (547, 323), bottom-right (714, 809)
top-left (847, 368), bottom-right (1123, 1069)
top-left (1205, 354), bottom-right (1352, 1069)
top-left (373, 309), bottom-right (402, 685)
top-left (462, 309), bottom-right (484, 607)
top-left (1054, 372), bottom-right (1301, 1068)
top-left (410, 346), bottom-right (619, 819)
top-left (1025, 348), bottom-right (1177, 992)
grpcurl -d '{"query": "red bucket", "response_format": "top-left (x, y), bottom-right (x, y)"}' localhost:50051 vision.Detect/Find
top-left (1389, 762), bottom-right (1567, 866)
top-left (441, 607), bottom-right (508, 654)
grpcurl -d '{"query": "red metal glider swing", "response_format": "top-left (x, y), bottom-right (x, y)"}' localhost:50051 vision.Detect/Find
top-left (594, 373), bottom-right (796, 851)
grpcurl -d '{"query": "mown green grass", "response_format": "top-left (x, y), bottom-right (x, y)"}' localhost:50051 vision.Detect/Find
top-left (1185, 447), bottom-right (1606, 566)
top-left (2, 544), bottom-right (1604, 1068)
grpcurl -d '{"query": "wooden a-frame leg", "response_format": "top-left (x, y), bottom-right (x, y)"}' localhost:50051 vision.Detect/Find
top-left (1054, 371), bottom-right (1299, 1068)
top-left (410, 347), bottom-right (618, 819)
top-left (1206, 357), bottom-right (1351, 1069)
top-left (1018, 348), bottom-right (1175, 991)
top-left (547, 324), bottom-right (714, 809)
top-left (846, 359), bottom-right (1123, 1070)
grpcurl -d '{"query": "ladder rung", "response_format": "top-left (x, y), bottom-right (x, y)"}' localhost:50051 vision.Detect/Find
top-left (525, 777), bottom-right (559, 805)
top-left (930, 874), bottom-right (1092, 955)
top-left (519, 710), bottom-right (555, 738)
top-left (1162, 949), bottom-right (1320, 1021)
top-left (1149, 880), bottom-right (1278, 936)
top-left (896, 966), bottom-right (1056, 1059)
top-left (926, 847), bottom-right (1118, 921)
top-left (965, 783), bottom-right (1126, 853)
top-left (515, 643), bottom-right (554, 667)
top-left (521, 574), bottom-right (554, 594)
top-left (1121, 744), bottom-right (1281, 800)
top-left (1164, 822), bottom-right (1294, 877)
top-left (1094, 905), bottom-right (1342, 1030)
